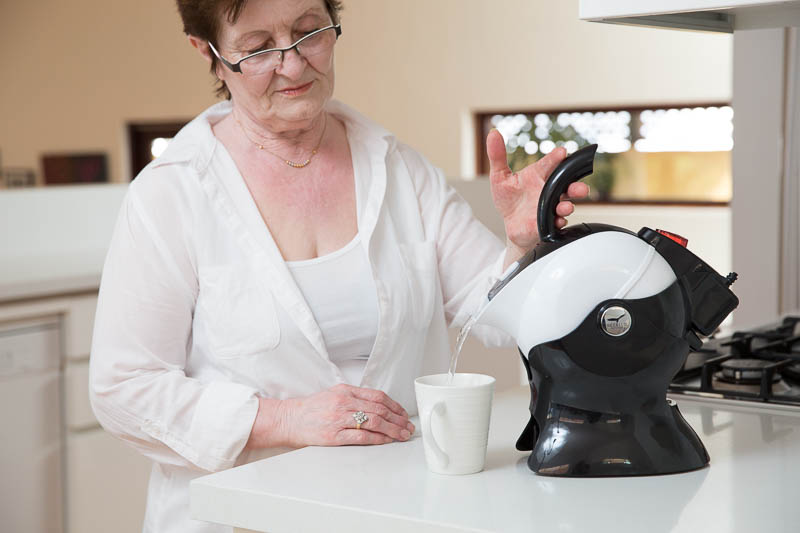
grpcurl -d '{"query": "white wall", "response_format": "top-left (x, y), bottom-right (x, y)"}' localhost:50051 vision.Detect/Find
top-left (450, 180), bottom-right (731, 279)
top-left (0, 1), bottom-right (732, 182)
top-left (334, 0), bottom-right (732, 177)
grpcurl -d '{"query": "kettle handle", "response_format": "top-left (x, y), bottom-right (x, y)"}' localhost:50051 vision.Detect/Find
top-left (536, 143), bottom-right (598, 242)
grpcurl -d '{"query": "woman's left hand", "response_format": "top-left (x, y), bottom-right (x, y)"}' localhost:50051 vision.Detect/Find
top-left (486, 129), bottom-right (590, 265)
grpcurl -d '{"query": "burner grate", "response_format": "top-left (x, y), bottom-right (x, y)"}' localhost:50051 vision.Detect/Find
top-left (669, 316), bottom-right (800, 406)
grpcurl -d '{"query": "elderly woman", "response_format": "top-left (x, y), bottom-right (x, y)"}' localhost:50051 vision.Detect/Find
top-left (90, 0), bottom-right (587, 531)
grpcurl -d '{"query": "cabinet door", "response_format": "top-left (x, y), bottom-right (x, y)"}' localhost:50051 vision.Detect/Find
top-left (0, 319), bottom-right (63, 533)
top-left (0, 369), bottom-right (63, 533)
top-left (66, 429), bottom-right (151, 533)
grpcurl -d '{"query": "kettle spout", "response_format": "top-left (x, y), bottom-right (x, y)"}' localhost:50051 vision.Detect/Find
top-left (474, 266), bottom-right (533, 341)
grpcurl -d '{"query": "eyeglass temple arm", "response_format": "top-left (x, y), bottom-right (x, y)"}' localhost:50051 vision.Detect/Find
top-left (207, 40), bottom-right (243, 73)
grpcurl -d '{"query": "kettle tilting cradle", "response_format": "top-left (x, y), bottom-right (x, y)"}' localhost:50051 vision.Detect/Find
top-left (477, 144), bottom-right (739, 477)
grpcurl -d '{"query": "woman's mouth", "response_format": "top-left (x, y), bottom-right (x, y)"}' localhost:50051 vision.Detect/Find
top-left (278, 81), bottom-right (313, 97)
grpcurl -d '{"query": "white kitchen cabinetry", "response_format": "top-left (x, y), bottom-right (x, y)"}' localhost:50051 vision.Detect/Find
top-left (66, 429), bottom-right (152, 533)
top-left (0, 293), bottom-right (151, 533)
top-left (0, 317), bottom-right (63, 533)
top-left (579, 1), bottom-right (800, 32)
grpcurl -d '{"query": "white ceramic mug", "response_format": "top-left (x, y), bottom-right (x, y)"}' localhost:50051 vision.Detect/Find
top-left (414, 373), bottom-right (495, 475)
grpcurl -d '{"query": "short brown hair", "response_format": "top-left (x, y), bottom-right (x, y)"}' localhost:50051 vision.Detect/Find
top-left (175, 0), bottom-right (343, 99)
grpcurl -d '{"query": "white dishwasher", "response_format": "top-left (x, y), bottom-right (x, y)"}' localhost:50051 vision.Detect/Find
top-left (0, 317), bottom-right (63, 533)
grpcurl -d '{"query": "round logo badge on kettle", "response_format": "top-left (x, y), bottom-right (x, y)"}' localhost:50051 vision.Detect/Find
top-left (600, 306), bottom-right (632, 337)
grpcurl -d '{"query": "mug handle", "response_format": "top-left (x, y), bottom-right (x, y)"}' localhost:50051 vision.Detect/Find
top-left (422, 401), bottom-right (449, 468)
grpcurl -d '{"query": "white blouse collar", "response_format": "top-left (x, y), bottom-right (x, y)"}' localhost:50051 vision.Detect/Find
top-left (154, 99), bottom-right (395, 366)
top-left (153, 99), bottom-right (394, 169)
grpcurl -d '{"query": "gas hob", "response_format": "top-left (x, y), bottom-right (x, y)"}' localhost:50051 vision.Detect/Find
top-left (670, 316), bottom-right (800, 407)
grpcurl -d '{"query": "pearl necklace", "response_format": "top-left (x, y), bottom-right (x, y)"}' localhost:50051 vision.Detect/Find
top-left (235, 113), bottom-right (328, 169)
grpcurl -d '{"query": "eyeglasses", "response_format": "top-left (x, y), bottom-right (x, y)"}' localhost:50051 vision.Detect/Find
top-left (208, 24), bottom-right (341, 76)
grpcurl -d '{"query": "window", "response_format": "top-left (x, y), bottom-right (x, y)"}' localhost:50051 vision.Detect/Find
top-left (476, 103), bottom-right (732, 204)
top-left (128, 121), bottom-right (188, 180)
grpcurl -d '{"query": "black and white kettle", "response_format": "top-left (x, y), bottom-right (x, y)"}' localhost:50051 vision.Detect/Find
top-left (477, 144), bottom-right (739, 476)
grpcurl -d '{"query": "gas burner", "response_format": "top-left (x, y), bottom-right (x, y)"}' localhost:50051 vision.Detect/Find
top-left (716, 359), bottom-right (781, 384)
top-left (669, 316), bottom-right (800, 406)
top-left (782, 362), bottom-right (800, 382)
top-left (711, 374), bottom-right (793, 396)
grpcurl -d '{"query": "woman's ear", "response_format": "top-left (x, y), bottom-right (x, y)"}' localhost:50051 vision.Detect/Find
top-left (188, 35), bottom-right (214, 65)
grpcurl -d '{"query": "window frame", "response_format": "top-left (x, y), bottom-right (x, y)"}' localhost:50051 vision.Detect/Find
top-left (127, 121), bottom-right (187, 180)
top-left (474, 101), bottom-right (731, 206)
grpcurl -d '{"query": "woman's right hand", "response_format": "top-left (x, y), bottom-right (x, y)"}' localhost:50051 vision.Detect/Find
top-left (247, 384), bottom-right (415, 449)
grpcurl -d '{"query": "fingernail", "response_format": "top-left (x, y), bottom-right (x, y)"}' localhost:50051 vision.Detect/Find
top-left (407, 423), bottom-right (415, 433)
top-left (401, 429), bottom-right (411, 440)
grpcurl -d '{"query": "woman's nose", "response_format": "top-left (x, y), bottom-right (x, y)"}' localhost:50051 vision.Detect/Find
top-left (274, 47), bottom-right (306, 79)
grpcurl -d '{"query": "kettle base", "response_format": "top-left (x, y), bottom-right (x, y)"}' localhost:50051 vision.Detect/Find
top-left (524, 400), bottom-right (709, 477)
top-left (516, 285), bottom-right (712, 477)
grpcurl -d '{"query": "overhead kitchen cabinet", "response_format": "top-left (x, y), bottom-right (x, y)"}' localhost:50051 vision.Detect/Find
top-left (579, 0), bottom-right (800, 32)
top-left (579, 0), bottom-right (800, 329)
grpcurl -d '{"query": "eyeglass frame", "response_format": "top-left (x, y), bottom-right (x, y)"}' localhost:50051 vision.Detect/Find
top-left (207, 24), bottom-right (342, 74)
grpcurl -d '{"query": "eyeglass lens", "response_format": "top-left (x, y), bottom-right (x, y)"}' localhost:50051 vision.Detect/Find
top-left (240, 27), bottom-right (337, 76)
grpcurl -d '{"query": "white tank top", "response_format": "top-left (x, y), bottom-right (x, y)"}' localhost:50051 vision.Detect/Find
top-left (286, 234), bottom-right (379, 385)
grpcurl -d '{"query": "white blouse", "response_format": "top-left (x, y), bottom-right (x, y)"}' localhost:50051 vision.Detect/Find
top-left (89, 99), bottom-right (513, 533)
top-left (286, 233), bottom-right (378, 386)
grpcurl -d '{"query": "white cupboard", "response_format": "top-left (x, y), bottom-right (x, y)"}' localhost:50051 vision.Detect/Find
top-left (0, 293), bottom-right (151, 533)
top-left (0, 318), bottom-right (63, 533)
top-left (579, 0), bottom-right (800, 32)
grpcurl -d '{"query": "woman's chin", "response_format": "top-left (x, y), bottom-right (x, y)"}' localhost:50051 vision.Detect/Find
top-left (268, 95), bottom-right (328, 125)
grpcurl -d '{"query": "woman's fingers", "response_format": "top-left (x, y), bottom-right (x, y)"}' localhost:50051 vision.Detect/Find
top-left (567, 181), bottom-right (590, 198)
top-left (557, 183), bottom-right (590, 204)
top-left (336, 429), bottom-right (393, 446)
top-left (555, 200), bottom-right (575, 217)
top-left (358, 401), bottom-right (414, 434)
top-left (346, 404), bottom-right (412, 441)
top-left (529, 147), bottom-right (567, 183)
top-left (320, 384), bottom-right (416, 445)
top-left (486, 129), bottom-right (512, 180)
top-left (342, 395), bottom-right (414, 438)
top-left (342, 384), bottom-right (408, 419)
top-left (552, 180), bottom-right (590, 224)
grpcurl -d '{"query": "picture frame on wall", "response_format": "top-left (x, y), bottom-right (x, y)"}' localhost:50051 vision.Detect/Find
top-left (41, 153), bottom-right (108, 185)
top-left (3, 168), bottom-right (36, 188)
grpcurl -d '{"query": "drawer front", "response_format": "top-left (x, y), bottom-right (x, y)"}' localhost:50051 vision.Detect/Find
top-left (66, 429), bottom-right (151, 533)
top-left (0, 320), bottom-right (60, 377)
top-left (63, 294), bottom-right (97, 361)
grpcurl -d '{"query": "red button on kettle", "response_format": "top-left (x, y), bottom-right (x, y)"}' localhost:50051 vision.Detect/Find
top-left (656, 229), bottom-right (688, 247)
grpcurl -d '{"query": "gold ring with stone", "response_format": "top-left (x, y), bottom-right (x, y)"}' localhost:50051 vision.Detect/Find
top-left (353, 411), bottom-right (368, 430)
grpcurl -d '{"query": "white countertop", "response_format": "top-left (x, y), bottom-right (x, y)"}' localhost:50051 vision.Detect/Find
top-left (191, 387), bottom-right (800, 533)
top-left (0, 184), bottom-right (127, 303)
top-left (0, 251), bottom-right (104, 303)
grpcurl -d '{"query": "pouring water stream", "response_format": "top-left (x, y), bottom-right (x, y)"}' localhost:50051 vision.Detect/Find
top-left (447, 297), bottom-right (492, 384)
